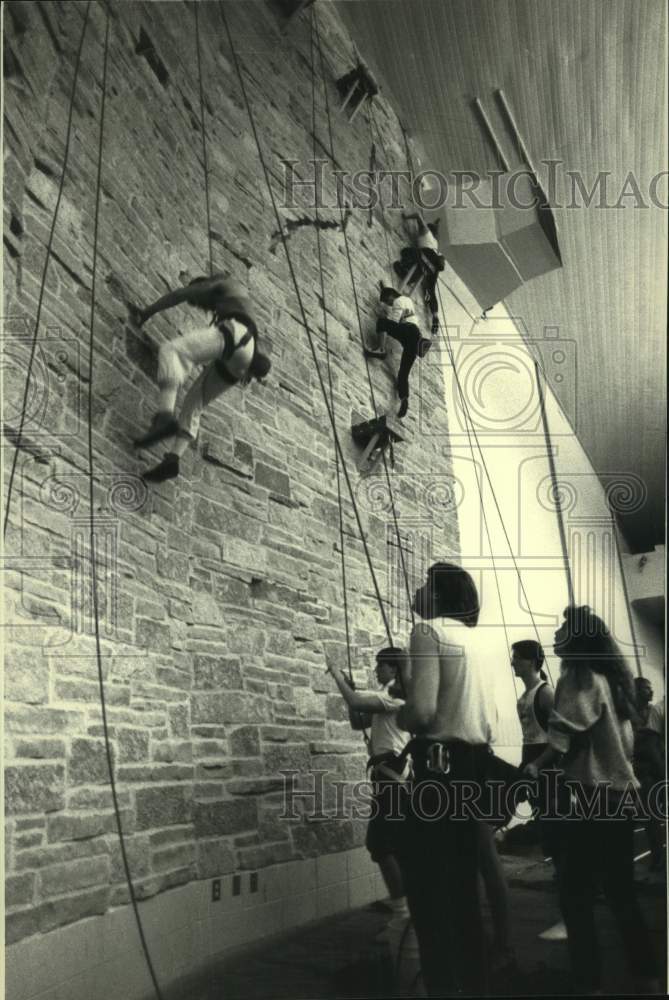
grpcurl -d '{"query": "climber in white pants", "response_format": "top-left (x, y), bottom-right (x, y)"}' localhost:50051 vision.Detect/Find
top-left (129, 274), bottom-right (271, 482)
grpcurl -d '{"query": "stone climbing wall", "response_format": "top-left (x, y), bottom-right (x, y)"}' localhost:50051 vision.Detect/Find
top-left (3, 0), bottom-right (459, 958)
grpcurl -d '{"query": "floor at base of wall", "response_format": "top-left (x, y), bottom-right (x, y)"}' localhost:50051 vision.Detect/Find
top-left (165, 864), bottom-right (667, 1000)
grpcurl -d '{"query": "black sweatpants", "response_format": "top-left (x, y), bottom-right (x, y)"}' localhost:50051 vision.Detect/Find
top-left (556, 813), bottom-right (657, 991)
top-left (393, 247), bottom-right (442, 315)
top-left (398, 747), bottom-right (490, 996)
top-left (376, 317), bottom-right (426, 400)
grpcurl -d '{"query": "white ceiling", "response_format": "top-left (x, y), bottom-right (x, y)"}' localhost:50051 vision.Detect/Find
top-left (338, 0), bottom-right (667, 551)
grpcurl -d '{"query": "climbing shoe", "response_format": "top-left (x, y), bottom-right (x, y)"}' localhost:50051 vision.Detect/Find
top-left (133, 412), bottom-right (178, 448)
top-left (364, 349), bottom-right (387, 360)
top-left (142, 453), bottom-right (179, 483)
top-left (398, 398), bottom-right (409, 419)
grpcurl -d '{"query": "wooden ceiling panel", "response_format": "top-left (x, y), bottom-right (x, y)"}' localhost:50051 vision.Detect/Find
top-left (339, 0), bottom-right (667, 549)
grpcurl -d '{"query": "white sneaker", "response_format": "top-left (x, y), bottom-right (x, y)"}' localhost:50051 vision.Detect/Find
top-left (538, 919), bottom-right (568, 941)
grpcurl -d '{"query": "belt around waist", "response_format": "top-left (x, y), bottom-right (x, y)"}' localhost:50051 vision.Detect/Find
top-left (409, 738), bottom-right (490, 777)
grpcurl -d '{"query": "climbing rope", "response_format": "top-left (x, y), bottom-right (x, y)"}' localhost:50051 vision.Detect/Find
top-left (308, 12), bottom-right (352, 679)
top-left (193, 3), bottom-right (214, 275)
top-left (535, 359), bottom-right (575, 606)
top-left (612, 518), bottom-right (644, 678)
top-left (436, 283), bottom-right (554, 687)
top-left (429, 289), bottom-right (515, 688)
top-left (312, 11), bottom-right (415, 633)
top-left (309, 14), bottom-right (371, 743)
top-left (218, 0), bottom-right (395, 648)
top-left (365, 104), bottom-right (395, 286)
top-left (3, 2), bottom-right (92, 539)
top-left (193, 2), bottom-right (213, 276)
top-left (87, 11), bottom-right (163, 998)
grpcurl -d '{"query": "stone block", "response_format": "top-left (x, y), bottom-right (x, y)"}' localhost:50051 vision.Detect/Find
top-left (151, 842), bottom-right (196, 874)
top-left (39, 855), bottom-right (111, 898)
top-left (117, 728), bottom-right (150, 763)
top-left (255, 462), bottom-right (291, 498)
top-left (192, 655), bottom-right (243, 691)
top-left (47, 812), bottom-right (115, 843)
top-left (39, 886), bottom-right (111, 934)
top-left (109, 836), bottom-right (151, 882)
top-left (135, 786), bottom-right (192, 831)
top-left (229, 725), bottom-right (260, 756)
top-left (5, 871), bottom-right (35, 909)
top-left (4, 651), bottom-right (49, 704)
top-left (196, 839), bottom-right (236, 878)
top-left (68, 738), bottom-right (110, 785)
top-left (237, 840), bottom-right (294, 870)
top-left (13, 737), bottom-right (66, 759)
top-left (5, 764), bottom-right (65, 814)
top-left (192, 799), bottom-right (258, 838)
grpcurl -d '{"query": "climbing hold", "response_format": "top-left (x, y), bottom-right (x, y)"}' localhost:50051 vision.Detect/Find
top-left (336, 62), bottom-right (380, 122)
top-left (352, 413), bottom-right (403, 475)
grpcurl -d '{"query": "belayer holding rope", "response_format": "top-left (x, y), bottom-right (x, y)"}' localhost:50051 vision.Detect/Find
top-left (364, 286), bottom-right (432, 419)
top-left (327, 647), bottom-right (411, 932)
top-left (129, 273), bottom-right (271, 482)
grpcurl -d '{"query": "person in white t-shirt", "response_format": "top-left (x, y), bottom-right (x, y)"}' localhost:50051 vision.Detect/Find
top-left (395, 561), bottom-right (497, 996)
top-left (364, 287), bottom-right (432, 418)
top-left (327, 647), bottom-right (410, 923)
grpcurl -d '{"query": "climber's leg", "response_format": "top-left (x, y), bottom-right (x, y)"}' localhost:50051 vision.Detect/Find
top-left (134, 325), bottom-right (225, 448)
top-left (364, 319), bottom-right (389, 358)
top-left (142, 363), bottom-right (236, 483)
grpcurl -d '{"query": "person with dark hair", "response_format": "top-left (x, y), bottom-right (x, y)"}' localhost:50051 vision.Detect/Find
top-left (327, 647), bottom-right (410, 929)
top-left (632, 676), bottom-right (666, 872)
top-left (395, 212), bottom-right (444, 325)
top-left (511, 639), bottom-right (566, 941)
top-left (395, 561), bottom-right (497, 996)
top-left (512, 639), bottom-right (553, 767)
top-left (128, 273), bottom-right (271, 482)
top-left (525, 606), bottom-right (660, 995)
top-left (364, 286), bottom-right (432, 419)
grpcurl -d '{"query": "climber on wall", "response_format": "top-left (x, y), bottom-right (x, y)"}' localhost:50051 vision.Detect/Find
top-left (364, 286), bottom-right (432, 419)
top-left (128, 273), bottom-right (271, 483)
top-left (394, 211), bottom-right (444, 328)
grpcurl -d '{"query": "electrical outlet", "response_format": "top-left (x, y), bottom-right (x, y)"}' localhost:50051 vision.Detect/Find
top-left (250, 872), bottom-right (258, 894)
top-left (232, 874), bottom-right (242, 897)
top-left (211, 879), bottom-right (221, 902)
